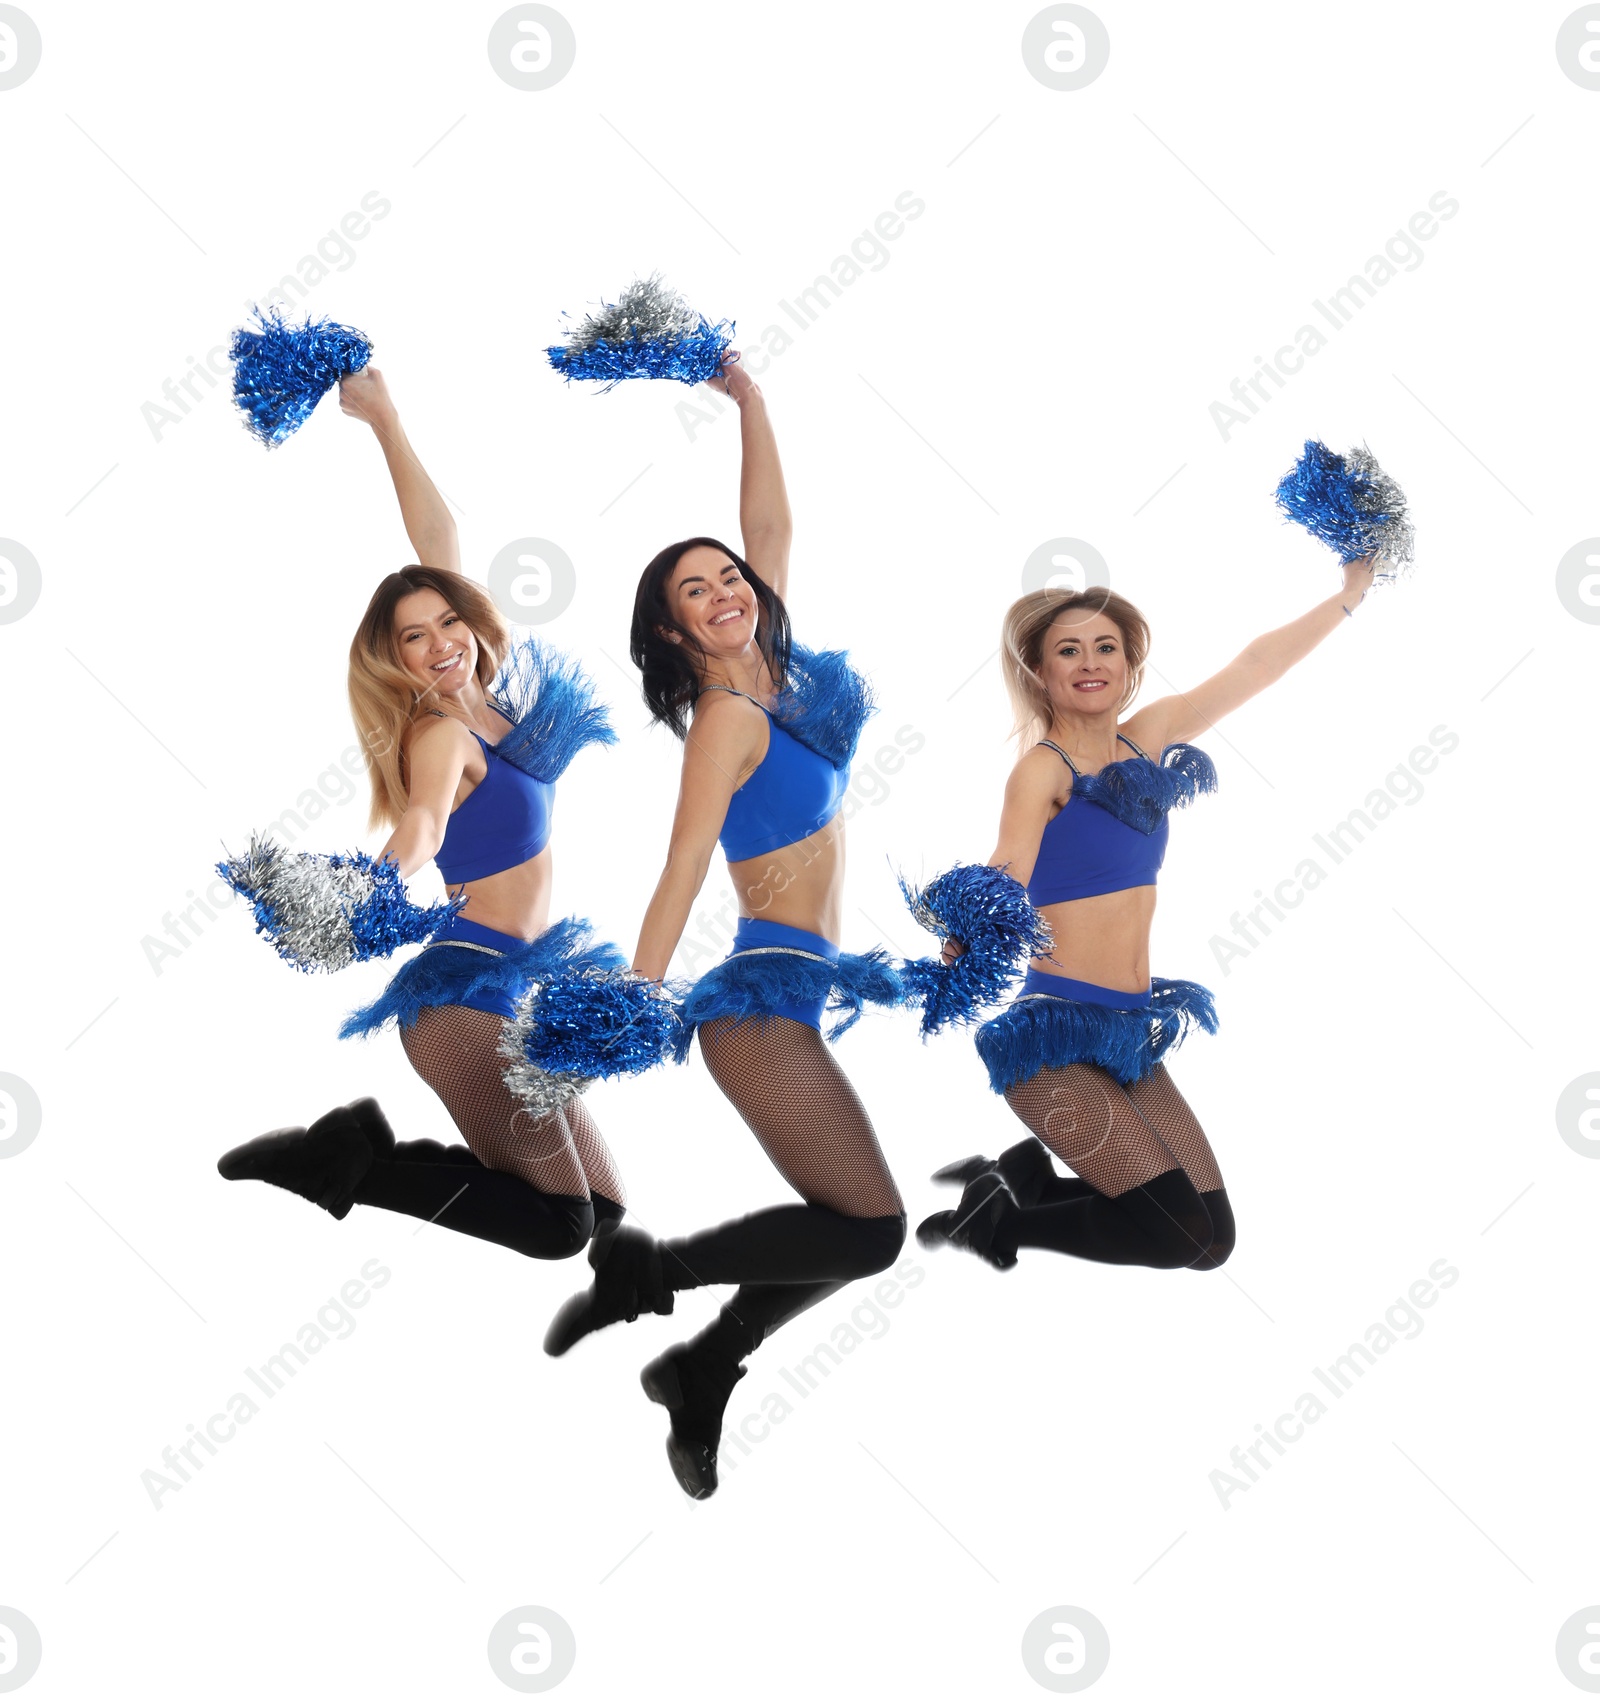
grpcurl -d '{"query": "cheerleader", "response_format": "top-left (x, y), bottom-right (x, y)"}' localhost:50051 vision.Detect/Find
top-left (918, 557), bottom-right (1379, 1272)
top-left (542, 356), bottom-right (907, 1498)
top-left (218, 367), bottom-right (629, 1259)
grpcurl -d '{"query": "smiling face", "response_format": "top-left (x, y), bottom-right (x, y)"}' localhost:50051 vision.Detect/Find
top-left (1037, 611), bottom-right (1129, 722)
top-left (392, 586), bottom-right (478, 700)
top-left (664, 544), bottom-right (759, 661)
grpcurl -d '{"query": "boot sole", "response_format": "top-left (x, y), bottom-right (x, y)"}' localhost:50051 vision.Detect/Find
top-left (664, 1435), bottom-right (718, 1499)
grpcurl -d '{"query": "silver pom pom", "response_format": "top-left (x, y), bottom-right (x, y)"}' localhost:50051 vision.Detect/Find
top-left (1344, 444), bottom-right (1416, 583)
top-left (495, 1012), bottom-right (590, 1119)
top-left (558, 273), bottom-right (701, 359)
top-left (225, 833), bottom-right (368, 971)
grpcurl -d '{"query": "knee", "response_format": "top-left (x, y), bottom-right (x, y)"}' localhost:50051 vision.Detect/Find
top-left (1187, 1223), bottom-right (1236, 1270)
top-left (537, 1198), bottom-right (595, 1261)
top-left (1187, 1192), bottom-right (1236, 1271)
top-left (1149, 1206), bottom-right (1215, 1271)
top-left (852, 1212), bottom-right (907, 1276)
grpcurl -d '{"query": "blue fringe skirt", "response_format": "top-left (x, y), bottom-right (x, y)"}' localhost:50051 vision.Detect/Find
top-left (338, 914), bottom-right (625, 1038)
top-left (671, 917), bottom-right (903, 1062)
top-left (974, 968), bottom-right (1217, 1093)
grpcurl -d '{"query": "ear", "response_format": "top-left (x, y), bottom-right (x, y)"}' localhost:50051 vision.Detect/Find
top-left (656, 624), bottom-right (682, 646)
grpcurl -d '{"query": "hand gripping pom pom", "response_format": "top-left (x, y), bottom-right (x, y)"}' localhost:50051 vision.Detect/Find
top-left (546, 274), bottom-right (734, 390)
top-left (498, 970), bottom-right (685, 1116)
top-left (897, 863), bottom-right (1055, 1037)
top-left (229, 307), bottom-right (372, 447)
top-left (216, 834), bottom-right (461, 972)
top-left (1274, 440), bottom-right (1415, 583)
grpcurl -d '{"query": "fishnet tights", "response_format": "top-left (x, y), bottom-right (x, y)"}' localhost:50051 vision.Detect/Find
top-left (697, 1014), bottom-right (903, 1216)
top-left (399, 1003), bottom-right (625, 1203)
top-left (1002, 1061), bottom-right (1223, 1198)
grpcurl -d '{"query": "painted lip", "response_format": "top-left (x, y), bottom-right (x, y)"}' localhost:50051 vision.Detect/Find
top-left (709, 606), bottom-right (745, 626)
top-left (1073, 678), bottom-right (1108, 690)
top-left (430, 651), bottom-right (464, 674)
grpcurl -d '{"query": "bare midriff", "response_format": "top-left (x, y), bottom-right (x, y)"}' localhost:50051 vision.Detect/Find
top-left (724, 813), bottom-right (846, 945)
top-left (1032, 883), bottom-right (1157, 991)
top-left (445, 843), bottom-right (555, 942)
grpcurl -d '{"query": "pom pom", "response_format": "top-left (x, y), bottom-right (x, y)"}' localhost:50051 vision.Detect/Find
top-left (1274, 440), bottom-right (1415, 580)
top-left (1072, 741), bottom-right (1217, 834)
top-left (546, 275), bottom-right (734, 390)
top-left (499, 969), bottom-right (682, 1114)
top-left (217, 834), bottom-right (460, 972)
top-left (898, 863), bottom-right (1055, 1036)
top-left (776, 644), bottom-right (877, 769)
top-left (489, 637), bottom-right (616, 781)
top-left (230, 307), bottom-right (372, 447)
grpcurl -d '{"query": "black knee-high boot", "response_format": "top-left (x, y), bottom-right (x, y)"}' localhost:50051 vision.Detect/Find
top-left (1188, 1189), bottom-right (1236, 1269)
top-left (221, 1099), bottom-right (595, 1261)
top-left (997, 1167), bottom-right (1216, 1269)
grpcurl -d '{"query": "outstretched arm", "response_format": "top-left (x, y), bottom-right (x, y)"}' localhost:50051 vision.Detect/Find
top-left (709, 356), bottom-right (791, 601)
top-left (633, 700), bottom-right (761, 980)
top-left (1124, 556), bottom-right (1377, 750)
top-left (338, 367), bottom-right (461, 574)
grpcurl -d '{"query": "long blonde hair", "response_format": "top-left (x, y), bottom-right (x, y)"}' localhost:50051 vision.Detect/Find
top-left (999, 587), bottom-right (1151, 748)
top-left (348, 567), bottom-right (510, 830)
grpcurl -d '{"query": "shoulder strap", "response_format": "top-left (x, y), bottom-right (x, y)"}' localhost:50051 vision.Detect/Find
top-left (1036, 738), bottom-right (1080, 776)
top-left (698, 684), bottom-right (770, 712)
top-left (1116, 731), bottom-right (1152, 762)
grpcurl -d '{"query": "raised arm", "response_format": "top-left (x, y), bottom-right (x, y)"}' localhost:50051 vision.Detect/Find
top-left (1124, 556), bottom-right (1376, 751)
top-left (338, 367), bottom-right (461, 574)
top-left (375, 717), bottom-right (473, 879)
top-left (710, 357), bottom-right (791, 601)
top-left (633, 699), bottom-right (764, 981)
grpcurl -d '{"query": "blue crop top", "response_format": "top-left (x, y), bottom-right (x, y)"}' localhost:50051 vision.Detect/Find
top-left (1027, 733), bottom-right (1216, 905)
top-left (698, 643), bottom-right (874, 862)
top-left (422, 636), bottom-right (616, 885)
top-left (702, 692), bottom-right (852, 860)
top-left (433, 708), bottom-right (555, 884)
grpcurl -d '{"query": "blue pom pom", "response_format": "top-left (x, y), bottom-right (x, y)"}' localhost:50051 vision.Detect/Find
top-left (512, 971), bottom-right (683, 1081)
top-left (546, 275), bottom-right (734, 390)
top-left (230, 307), bottom-right (372, 447)
top-left (489, 637), bottom-right (617, 781)
top-left (1274, 440), bottom-right (1415, 577)
top-left (217, 835), bottom-right (460, 972)
top-left (898, 863), bottom-right (1055, 1036)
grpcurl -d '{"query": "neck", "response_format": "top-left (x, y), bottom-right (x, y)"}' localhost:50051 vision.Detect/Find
top-left (699, 642), bottom-right (772, 700)
top-left (1046, 712), bottom-right (1120, 764)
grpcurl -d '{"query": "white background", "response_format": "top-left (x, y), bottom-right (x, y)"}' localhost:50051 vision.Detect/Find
top-left (1, 2), bottom-right (1595, 1694)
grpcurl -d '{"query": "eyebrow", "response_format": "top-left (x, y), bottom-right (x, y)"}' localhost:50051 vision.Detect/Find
top-left (678, 565), bottom-right (739, 587)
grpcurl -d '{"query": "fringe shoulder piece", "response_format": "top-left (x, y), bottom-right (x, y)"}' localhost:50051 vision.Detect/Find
top-left (487, 637), bottom-right (617, 782)
top-left (771, 642), bottom-right (876, 770)
top-left (1073, 742), bottom-right (1217, 834)
top-left (1274, 439), bottom-right (1415, 582)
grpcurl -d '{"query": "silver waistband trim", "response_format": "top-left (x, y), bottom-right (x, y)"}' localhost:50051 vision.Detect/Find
top-left (724, 944), bottom-right (836, 966)
top-left (423, 939), bottom-right (506, 958)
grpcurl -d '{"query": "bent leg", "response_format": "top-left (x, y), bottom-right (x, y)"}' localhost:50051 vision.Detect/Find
top-left (993, 1064), bottom-right (1214, 1270)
